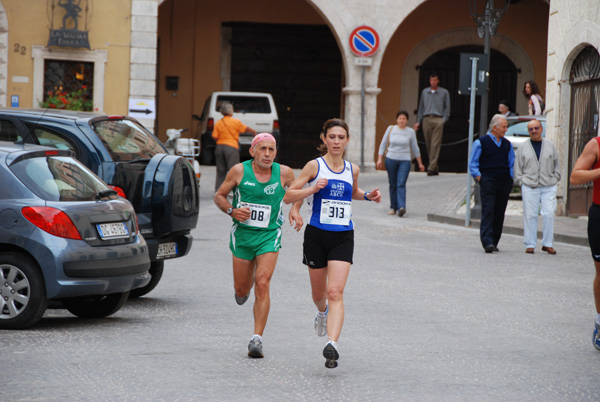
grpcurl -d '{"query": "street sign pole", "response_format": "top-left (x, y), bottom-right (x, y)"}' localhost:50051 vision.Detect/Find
top-left (349, 26), bottom-right (379, 172)
top-left (466, 56), bottom-right (479, 227)
top-left (360, 64), bottom-right (365, 171)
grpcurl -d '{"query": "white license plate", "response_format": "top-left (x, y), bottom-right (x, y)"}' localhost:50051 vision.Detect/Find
top-left (97, 222), bottom-right (129, 239)
top-left (157, 242), bottom-right (178, 258)
top-left (239, 136), bottom-right (253, 145)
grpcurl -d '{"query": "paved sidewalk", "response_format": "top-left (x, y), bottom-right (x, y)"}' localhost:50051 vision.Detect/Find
top-left (427, 184), bottom-right (589, 247)
top-left (199, 164), bottom-right (589, 247)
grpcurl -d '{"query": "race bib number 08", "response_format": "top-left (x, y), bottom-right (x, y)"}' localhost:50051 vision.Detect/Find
top-left (240, 202), bottom-right (271, 228)
top-left (320, 199), bottom-right (351, 226)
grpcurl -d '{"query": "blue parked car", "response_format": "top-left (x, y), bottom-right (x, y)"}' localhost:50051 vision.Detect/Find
top-left (0, 108), bottom-right (199, 297)
top-left (0, 142), bottom-right (151, 329)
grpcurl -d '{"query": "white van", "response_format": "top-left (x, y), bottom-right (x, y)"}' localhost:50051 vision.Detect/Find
top-left (198, 91), bottom-right (280, 164)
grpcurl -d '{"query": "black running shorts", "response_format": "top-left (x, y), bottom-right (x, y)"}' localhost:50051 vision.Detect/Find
top-left (588, 203), bottom-right (600, 262)
top-left (302, 224), bottom-right (354, 269)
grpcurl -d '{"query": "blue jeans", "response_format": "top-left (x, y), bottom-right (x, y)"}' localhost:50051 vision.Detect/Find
top-left (385, 158), bottom-right (411, 210)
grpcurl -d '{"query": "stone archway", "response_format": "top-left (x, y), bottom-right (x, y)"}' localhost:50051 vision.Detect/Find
top-left (401, 28), bottom-right (535, 121)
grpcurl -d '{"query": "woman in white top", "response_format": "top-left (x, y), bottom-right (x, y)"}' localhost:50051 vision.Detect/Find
top-left (523, 80), bottom-right (544, 116)
top-left (376, 110), bottom-right (425, 217)
top-left (283, 118), bottom-right (381, 369)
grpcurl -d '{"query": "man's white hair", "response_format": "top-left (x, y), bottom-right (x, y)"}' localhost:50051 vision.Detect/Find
top-left (488, 114), bottom-right (506, 132)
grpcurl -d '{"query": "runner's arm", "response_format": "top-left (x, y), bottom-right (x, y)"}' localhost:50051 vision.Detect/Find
top-left (350, 163), bottom-right (381, 203)
top-left (214, 163), bottom-right (251, 221)
top-left (571, 139), bottom-right (600, 185)
top-left (283, 160), bottom-right (323, 204)
top-left (281, 165), bottom-right (304, 230)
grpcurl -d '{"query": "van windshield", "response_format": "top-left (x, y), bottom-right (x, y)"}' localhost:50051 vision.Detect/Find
top-left (216, 96), bottom-right (271, 114)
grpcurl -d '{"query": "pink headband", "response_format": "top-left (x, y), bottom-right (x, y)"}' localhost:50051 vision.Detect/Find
top-left (250, 133), bottom-right (276, 149)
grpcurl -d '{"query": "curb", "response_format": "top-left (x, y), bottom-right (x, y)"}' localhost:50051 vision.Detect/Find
top-left (427, 213), bottom-right (588, 247)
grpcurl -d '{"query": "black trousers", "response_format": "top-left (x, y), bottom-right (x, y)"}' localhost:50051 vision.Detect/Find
top-left (479, 174), bottom-right (513, 248)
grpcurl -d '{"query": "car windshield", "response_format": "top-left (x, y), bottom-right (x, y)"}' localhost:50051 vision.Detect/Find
top-left (91, 119), bottom-right (165, 162)
top-left (11, 156), bottom-right (109, 201)
top-left (506, 120), bottom-right (546, 138)
top-left (216, 96), bottom-right (271, 114)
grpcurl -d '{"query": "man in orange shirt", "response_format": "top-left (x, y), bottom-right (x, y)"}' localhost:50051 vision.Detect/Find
top-left (213, 102), bottom-right (257, 191)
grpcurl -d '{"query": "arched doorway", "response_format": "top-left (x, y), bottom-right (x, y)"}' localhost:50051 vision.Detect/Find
top-left (566, 46), bottom-right (600, 215)
top-left (416, 45), bottom-right (518, 172)
top-left (224, 22), bottom-right (343, 168)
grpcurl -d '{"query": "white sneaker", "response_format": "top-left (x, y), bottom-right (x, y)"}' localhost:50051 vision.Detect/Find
top-left (247, 336), bottom-right (264, 358)
top-left (314, 306), bottom-right (328, 337)
top-left (323, 340), bottom-right (339, 368)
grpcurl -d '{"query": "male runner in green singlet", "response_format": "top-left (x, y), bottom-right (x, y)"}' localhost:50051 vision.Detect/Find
top-left (214, 133), bottom-right (302, 358)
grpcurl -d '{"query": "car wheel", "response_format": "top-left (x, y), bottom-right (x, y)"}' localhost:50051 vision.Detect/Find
top-left (0, 252), bottom-right (48, 330)
top-left (63, 291), bottom-right (130, 318)
top-left (129, 260), bottom-right (164, 298)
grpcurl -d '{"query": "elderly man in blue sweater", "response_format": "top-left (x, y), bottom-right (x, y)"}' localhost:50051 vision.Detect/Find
top-left (469, 115), bottom-right (515, 253)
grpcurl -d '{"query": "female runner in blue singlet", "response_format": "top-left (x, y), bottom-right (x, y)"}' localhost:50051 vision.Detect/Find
top-left (284, 118), bottom-right (381, 368)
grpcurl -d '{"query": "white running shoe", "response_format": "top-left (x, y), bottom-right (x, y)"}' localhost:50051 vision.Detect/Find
top-left (247, 336), bottom-right (264, 358)
top-left (323, 340), bottom-right (339, 368)
top-left (314, 306), bottom-right (328, 337)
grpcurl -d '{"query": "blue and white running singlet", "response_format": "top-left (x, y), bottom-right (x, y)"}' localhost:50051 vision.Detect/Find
top-left (307, 157), bottom-right (354, 231)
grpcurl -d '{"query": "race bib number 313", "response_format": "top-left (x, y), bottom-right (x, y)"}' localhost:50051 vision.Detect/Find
top-left (320, 199), bottom-right (351, 226)
top-left (240, 202), bottom-right (271, 228)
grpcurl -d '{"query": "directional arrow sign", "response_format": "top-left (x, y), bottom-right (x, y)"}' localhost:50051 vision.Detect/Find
top-left (129, 108), bottom-right (153, 114)
top-left (128, 98), bottom-right (156, 120)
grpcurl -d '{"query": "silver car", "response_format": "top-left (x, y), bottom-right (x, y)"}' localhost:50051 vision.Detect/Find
top-left (0, 142), bottom-right (150, 329)
top-left (504, 116), bottom-right (546, 152)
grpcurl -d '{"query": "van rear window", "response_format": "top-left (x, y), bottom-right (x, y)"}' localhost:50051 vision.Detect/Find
top-left (216, 96), bottom-right (271, 114)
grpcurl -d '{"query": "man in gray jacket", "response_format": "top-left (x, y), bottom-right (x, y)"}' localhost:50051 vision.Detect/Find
top-left (514, 119), bottom-right (561, 254)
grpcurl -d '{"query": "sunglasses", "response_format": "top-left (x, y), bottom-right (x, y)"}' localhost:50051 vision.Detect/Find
top-left (528, 126), bottom-right (541, 132)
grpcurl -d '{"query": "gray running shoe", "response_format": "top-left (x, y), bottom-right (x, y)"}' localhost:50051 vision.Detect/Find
top-left (248, 337), bottom-right (264, 358)
top-left (323, 341), bottom-right (339, 368)
top-left (314, 308), bottom-right (328, 337)
top-left (235, 292), bottom-right (249, 305)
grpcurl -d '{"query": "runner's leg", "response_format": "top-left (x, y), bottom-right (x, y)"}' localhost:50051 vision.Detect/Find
top-left (233, 255), bottom-right (255, 301)
top-left (324, 260), bottom-right (351, 342)
top-left (252, 251), bottom-right (279, 336)
top-left (309, 266), bottom-right (328, 313)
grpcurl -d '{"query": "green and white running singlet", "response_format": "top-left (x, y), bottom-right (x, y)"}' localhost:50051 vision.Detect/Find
top-left (229, 160), bottom-right (286, 260)
top-left (232, 160), bottom-right (286, 230)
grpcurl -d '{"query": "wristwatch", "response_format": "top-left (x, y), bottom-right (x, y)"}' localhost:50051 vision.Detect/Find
top-left (226, 207), bottom-right (233, 215)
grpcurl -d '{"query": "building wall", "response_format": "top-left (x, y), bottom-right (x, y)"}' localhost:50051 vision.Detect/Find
top-left (378, 0), bottom-right (549, 162)
top-left (545, 0), bottom-right (600, 215)
top-left (156, 0), bottom-right (325, 140)
top-left (3, 0), bottom-right (132, 114)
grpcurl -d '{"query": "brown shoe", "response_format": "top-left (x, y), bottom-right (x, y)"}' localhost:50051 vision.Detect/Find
top-left (526, 248), bottom-right (534, 254)
top-left (542, 246), bottom-right (557, 255)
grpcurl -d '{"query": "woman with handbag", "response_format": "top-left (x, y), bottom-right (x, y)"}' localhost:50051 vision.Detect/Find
top-left (376, 110), bottom-right (425, 217)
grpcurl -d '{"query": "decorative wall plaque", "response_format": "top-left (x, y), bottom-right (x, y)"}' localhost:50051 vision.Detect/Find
top-left (47, 0), bottom-right (92, 49)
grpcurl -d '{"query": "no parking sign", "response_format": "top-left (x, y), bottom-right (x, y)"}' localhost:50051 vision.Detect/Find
top-left (349, 25), bottom-right (379, 57)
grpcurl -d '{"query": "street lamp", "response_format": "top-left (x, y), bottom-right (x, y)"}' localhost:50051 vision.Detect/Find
top-left (467, 0), bottom-right (511, 221)
top-left (468, 0), bottom-right (511, 136)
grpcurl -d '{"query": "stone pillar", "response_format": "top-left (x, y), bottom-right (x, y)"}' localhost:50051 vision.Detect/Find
top-left (342, 62), bottom-right (381, 171)
top-left (130, 0), bottom-right (159, 133)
